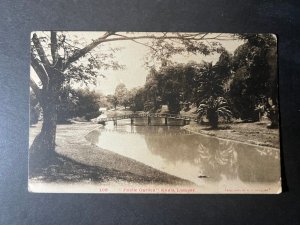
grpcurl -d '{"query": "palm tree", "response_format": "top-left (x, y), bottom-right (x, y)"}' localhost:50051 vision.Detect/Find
top-left (194, 62), bottom-right (232, 128)
top-left (197, 97), bottom-right (232, 129)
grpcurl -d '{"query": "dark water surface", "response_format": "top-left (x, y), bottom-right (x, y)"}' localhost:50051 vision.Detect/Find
top-left (86, 118), bottom-right (281, 192)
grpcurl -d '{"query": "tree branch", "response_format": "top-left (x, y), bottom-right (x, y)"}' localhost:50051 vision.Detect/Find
top-left (31, 52), bottom-right (49, 87)
top-left (64, 31), bottom-right (115, 69)
top-left (64, 32), bottom-right (238, 70)
top-left (30, 78), bottom-right (43, 103)
top-left (80, 33), bottom-right (229, 46)
top-left (32, 33), bottom-right (50, 67)
top-left (64, 32), bottom-right (201, 70)
top-left (112, 33), bottom-right (157, 51)
top-left (51, 31), bottom-right (58, 63)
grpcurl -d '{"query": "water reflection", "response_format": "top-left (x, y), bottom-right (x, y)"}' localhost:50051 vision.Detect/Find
top-left (86, 119), bottom-right (280, 186)
top-left (196, 140), bottom-right (238, 181)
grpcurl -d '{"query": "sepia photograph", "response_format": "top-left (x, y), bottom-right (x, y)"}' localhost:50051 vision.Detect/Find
top-left (29, 32), bottom-right (281, 193)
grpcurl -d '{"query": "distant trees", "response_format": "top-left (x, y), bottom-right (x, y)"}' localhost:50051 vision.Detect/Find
top-left (108, 83), bottom-right (131, 109)
top-left (128, 60), bottom-right (231, 120)
top-left (127, 34), bottom-right (278, 129)
top-left (160, 67), bottom-right (184, 114)
top-left (32, 86), bottom-right (103, 125)
top-left (141, 64), bottom-right (198, 114)
top-left (114, 83), bottom-right (129, 109)
top-left (131, 88), bottom-right (146, 112)
top-left (143, 68), bottom-right (161, 112)
top-left (106, 84), bottom-right (143, 110)
top-left (128, 54), bottom-right (233, 128)
top-left (55, 86), bottom-right (103, 123)
top-left (74, 89), bottom-right (102, 121)
top-left (126, 88), bottom-right (139, 111)
top-left (56, 86), bottom-right (78, 123)
top-left (106, 94), bottom-right (118, 109)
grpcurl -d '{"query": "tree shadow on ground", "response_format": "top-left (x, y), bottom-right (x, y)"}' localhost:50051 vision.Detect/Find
top-left (202, 125), bottom-right (232, 131)
top-left (29, 153), bottom-right (190, 185)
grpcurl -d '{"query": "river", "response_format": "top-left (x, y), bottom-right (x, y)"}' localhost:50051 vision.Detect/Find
top-left (85, 118), bottom-right (281, 193)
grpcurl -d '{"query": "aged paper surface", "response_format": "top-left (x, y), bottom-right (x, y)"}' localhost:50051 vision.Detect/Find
top-left (29, 32), bottom-right (281, 193)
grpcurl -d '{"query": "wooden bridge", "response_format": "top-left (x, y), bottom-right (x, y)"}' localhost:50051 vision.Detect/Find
top-left (97, 113), bottom-right (195, 126)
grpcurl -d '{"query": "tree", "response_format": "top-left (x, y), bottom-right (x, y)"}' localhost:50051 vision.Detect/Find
top-left (228, 68), bottom-right (258, 120)
top-left (143, 68), bottom-right (161, 112)
top-left (30, 31), bottom-right (121, 163)
top-left (179, 62), bottom-right (199, 107)
top-left (126, 87), bottom-right (139, 111)
top-left (229, 34), bottom-right (278, 126)
top-left (194, 62), bottom-right (224, 99)
top-left (114, 83), bottom-right (129, 109)
top-left (30, 32), bottom-right (228, 165)
top-left (194, 61), bottom-right (232, 128)
top-left (140, 64), bottom-right (199, 114)
top-left (159, 67), bottom-right (182, 114)
top-left (197, 97), bottom-right (232, 129)
top-left (106, 94), bottom-right (118, 109)
top-left (214, 50), bottom-right (232, 82)
top-left (74, 89), bottom-right (102, 120)
top-left (131, 87), bottom-right (145, 112)
top-left (55, 86), bottom-right (106, 123)
top-left (56, 85), bottom-right (78, 123)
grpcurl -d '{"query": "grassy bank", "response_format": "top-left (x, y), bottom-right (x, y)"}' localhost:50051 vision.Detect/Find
top-left (183, 121), bottom-right (280, 149)
top-left (29, 122), bottom-right (191, 185)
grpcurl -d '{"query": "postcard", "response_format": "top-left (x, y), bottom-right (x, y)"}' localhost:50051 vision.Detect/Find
top-left (29, 32), bottom-right (281, 193)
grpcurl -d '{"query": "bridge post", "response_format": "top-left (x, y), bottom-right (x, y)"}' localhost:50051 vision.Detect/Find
top-left (147, 116), bottom-right (151, 125)
top-left (165, 117), bottom-right (168, 125)
top-left (131, 117), bottom-right (134, 125)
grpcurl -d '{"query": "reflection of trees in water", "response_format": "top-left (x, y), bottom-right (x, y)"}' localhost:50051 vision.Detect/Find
top-left (141, 126), bottom-right (238, 181)
top-left (87, 126), bottom-right (280, 183)
top-left (139, 126), bottom-right (200, 162)
top-left (236, 145), bottom-right (280, 182)
top-left (196, 139), bottom-right (238, 181)
top-left (141, 126), bottom-right (279, 183)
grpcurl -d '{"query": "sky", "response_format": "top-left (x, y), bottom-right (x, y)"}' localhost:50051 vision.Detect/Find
top-left (31, 32), bottom-right (244, 95)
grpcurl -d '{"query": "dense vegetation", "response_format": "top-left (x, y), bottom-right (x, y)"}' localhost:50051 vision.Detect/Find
top-left (30, 87), bottom-right (108, 124)
top-left (112, 34), bottom-right (278, 129)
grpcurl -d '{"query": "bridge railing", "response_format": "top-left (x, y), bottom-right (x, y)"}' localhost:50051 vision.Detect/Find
top-left (97, 112), bottom-right (195, 122)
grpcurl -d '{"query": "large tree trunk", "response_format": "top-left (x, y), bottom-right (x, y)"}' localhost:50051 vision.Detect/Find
top-left (29, 78), bottom-right (61, 169)
top-left (29, 104), bottom-right (58, 170)
top-left (208, 112), bottom-right (218, 129)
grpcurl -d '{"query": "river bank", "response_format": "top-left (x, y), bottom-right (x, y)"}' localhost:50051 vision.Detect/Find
top-left (29, 122), bottom-right (192, 185)
top-left (183, 121), bottom-right (280, 149)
